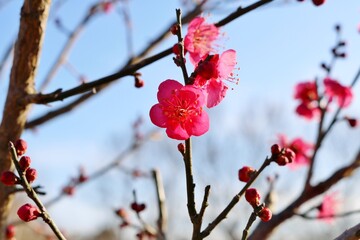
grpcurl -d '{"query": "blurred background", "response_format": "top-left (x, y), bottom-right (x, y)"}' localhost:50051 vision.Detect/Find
top-left (0, 0), bottom-right (360, 239)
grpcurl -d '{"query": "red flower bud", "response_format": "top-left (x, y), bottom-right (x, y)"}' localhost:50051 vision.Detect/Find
top-left (275, 155), bottom-right (289, 166)
top-left (346, 117), bottom-right (358, 128)
top-left (14, 139), bottom-right (27, 156)
top-left (131, 202), bottom-right (146, 213)
top-left (134, 78), bottom-right (144, 88)
top-left (25, 168), bottom-right (37, 183)
top-left (172, 43), bottom-right (187, 56)
top-left (245, 188), bottom-right (261, 207)
top-left (5, 225), bottom-right (15, 239)
top-left (238, 166), bottom-right (256, 182)
top-left (284, 148), bottom-right (296, 163)
top-left (62, 186), bottom-right (75, 196)
top-left (270, 144), bottom-right (281, 155)
top-left (102, 1), bottom-right (113, 13)
top-left (19, 156), bottom-right (31, 171)
top-left (78, 173), bottom-right (88, 183)
top-left (170, 24), bottom-right (179, 35)
top-left (312, 0), bottom-right (325, 6)
top-left (1, 171), bottom-right (19, 186)
top-left (115, 208), bottom-right (128, 219)
top-left (258, 207), bottom-right (272, 222)
top-left (177, 143), bottom-right (185, 155)
top-left (17, 204), bottom-right (40, 222)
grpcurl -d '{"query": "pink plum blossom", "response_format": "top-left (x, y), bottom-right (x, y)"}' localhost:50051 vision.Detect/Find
top-left (193, 49), bottom-right (237, 108)
top-left (184, 17), bottom-right (220, 65)
top-left (323, 78), bottom-right (353, 108)
top-left (317, 193), bottom-right (338, 223)
top-left (149, 80), bottom-right (209, 140)
top-left (294, 81), bottom-right (320, 120)
top-left (278, 135), bottom-right (313, 169)
top-left (294, 81), bottom-right (319, 104)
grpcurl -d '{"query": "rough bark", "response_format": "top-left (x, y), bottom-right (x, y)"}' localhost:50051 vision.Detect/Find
top-left (0, 0), bottom-right (51, 235)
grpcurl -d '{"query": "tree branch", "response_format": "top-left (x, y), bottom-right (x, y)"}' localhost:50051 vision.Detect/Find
top-left (9, 142), bottom-right (67, 240)
top-left (201, 157), bottom-right (272, 238)
top-left (152, 169), bottom-right (167, 240)
top-left (28, 0), bottom-right (274, 104)
top-left (334, 222), bottom-right (360, 240)
top-left (0, 0), bottom-right (51, 230)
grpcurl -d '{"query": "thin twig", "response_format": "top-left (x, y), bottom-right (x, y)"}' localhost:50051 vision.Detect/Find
top-left (45, 131), bottom-right (153, 207)
top-left (241, 212), bottom-right (257, 240)
top-left (39, 2), bottom-right (105, 92)
top-left (175, 9), bottom-right (189, 84)
top-left (125, 0), bottom-right (206, 66)
top-left (295, 209), bottom-right (360, 220)
top-left (304, 63), bottom-right (360, 189)
top-left (30, 0), bottom-right (273, 105)
top-left (215, 0), bottom-right (273, 27)
top-left (334, 222), bottom-right (360, 240)
top-left (201, 157), bottom-right (272, 238)
top-left (9, 142), bottom-right (67, 240)
top-left (118, 2), bottom-right (134, 58)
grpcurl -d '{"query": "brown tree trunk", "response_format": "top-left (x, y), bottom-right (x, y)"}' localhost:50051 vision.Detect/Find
top-left (0, 0), bottom-right (50, 236)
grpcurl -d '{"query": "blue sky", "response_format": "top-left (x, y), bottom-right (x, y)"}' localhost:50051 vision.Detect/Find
top-left (1, 0), bottom-right (360, 238)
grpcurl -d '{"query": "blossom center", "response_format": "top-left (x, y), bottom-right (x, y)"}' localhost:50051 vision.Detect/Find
top-left (162, 92), bottom-right (200, 125)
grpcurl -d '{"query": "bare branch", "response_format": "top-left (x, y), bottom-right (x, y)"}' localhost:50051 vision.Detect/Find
top-left (25, 92), bottom-right (93, 129)
top-left (26, 0), bottom-right (273, 127)
top-left (215, 0), bottom-right (274, 27)
top-left (39, 3), bottom-right (101, 92)
top-left (334, 223), bottom-right (360, 240)
top-left (152, 169), bottom-right (168, 240)
top-left (0, 0), bottom-right (51, 229)
top-left (201, 157), bottom-right (272, 238)
top-left (9, 142), bottom-right (66, 240)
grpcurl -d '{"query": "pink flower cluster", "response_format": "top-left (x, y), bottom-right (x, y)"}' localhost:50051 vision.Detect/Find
top-left (294, 77), bottom-right (353, 120)
top-left (150, 17), bottom-right (237, 140)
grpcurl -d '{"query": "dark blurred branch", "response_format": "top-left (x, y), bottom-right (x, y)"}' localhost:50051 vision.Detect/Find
top-left (334, 223), bottom-right (360, 240)
top-left (295, 209), bottom-right (360, 220)
top-left (241, 211), bottom-right (257, 240)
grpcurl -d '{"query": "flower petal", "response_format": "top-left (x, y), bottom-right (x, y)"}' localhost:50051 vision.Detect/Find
top-left (149, 104), bottom-right (167, 127)
top-left (218, 49), bottom-right (236, 79)
top-left (187, 111), bottom-right (209, 136)
top-left (166, 122), bottom-right (190, 140)
top-left (157, 80), bottom-right (183, 104)
top-left (205, 80), bottom-right (227, 108)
